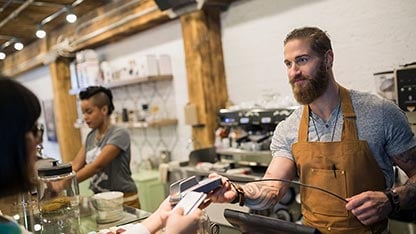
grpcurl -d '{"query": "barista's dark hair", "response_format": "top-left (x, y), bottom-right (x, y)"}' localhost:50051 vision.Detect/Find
top-left (79, 86), bottom-right (114, 115)
top-left (0, 77), bottom-right (41, 197)
top-left (284, 26), bottom-right (332, 57)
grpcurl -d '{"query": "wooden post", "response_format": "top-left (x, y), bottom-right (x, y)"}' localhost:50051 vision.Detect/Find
top-left (49, 58), bottom-right (81, 162)
top-left (180, 8), bottom-right (228, 149)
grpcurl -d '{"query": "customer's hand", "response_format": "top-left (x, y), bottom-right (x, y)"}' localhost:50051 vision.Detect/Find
top-left (156, 197), bottom-right (174, 226)
top-left (208, 173), bottom-right (237, 203)
top-left (139, 197), bottom-right (172, 233)
top-left (165, 207), bottom-right (202, 234)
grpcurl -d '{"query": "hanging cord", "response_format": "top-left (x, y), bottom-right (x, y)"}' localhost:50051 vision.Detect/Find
top-left (228, 178), bottom-right (347, 203)
top-left (228, 178), bottom-right (384, 233)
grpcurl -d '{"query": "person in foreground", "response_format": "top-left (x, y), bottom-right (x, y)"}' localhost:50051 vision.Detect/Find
top-left (125, 198), bottom-right (202, 234)
top-left (71, 86), bottom-right (140, 208)
top-left (0, 77), bottom-right (201, 234)
top-left (210, 26), bottom-right (416, 233)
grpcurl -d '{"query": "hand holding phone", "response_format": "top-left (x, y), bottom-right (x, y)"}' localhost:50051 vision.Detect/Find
top-left (173, 191), bottom-right (207, 215)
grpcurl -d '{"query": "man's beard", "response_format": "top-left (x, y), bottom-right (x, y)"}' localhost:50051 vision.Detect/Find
top-left (290, 61), bottom-right (329, 105)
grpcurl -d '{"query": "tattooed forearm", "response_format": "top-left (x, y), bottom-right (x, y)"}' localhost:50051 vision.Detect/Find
top-left (400, 177), bottom-right (416, 209)
top-left (242, 182), bottom-right (281, 210)
top-left (393, 146), bottom-right (416, 167)
top-left (392, 145), bottom-right (416, 209)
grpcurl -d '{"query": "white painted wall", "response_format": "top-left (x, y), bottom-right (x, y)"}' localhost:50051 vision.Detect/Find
top-left (222, 0), bottom-right (416, 104)
top-left (16, 0), bottom-right (416, 163)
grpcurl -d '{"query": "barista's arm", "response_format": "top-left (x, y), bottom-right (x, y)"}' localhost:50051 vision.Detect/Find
top-left (72, 145), bottom-right (86, 172)
top-left (243, 156), bottom-right (297, 209)
top-left (75, 144), bottom-right (121, 183)
top-left (346, 146), bottom-right (416, 225)
top-left (210, 156), bottom-right (297, 210)
top-left (390, 145), bottom-right (416, 209)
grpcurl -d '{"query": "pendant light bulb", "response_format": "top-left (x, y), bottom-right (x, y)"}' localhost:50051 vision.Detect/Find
top-left (14, 41), bottom-right (24, 51)
top-left (0, 52), bottom-right (5, 60)
top-left (66, 13), bottom-right (77, 23)
top-left (65, 7), bottom-right (77, 24)
top-left (36, 25), bottom-right (46, 38)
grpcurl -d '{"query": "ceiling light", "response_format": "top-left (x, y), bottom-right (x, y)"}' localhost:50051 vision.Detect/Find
top-left (14, 42), bottom-right (24, 51)
top-left (36, 25), bottom-right (46, 38)
top-left (0, 52), bottom-right (5, 60)
top-left (66, 13), bottom-right (77, 23)
top-left (65, 7), bottom-right (77, 23)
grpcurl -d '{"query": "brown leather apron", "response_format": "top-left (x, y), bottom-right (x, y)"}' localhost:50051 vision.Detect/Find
top-left (292, 86), bottom-right (388, 233)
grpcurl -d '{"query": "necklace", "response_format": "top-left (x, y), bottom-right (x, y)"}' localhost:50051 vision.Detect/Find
top-left (95, 124), bottom-right (111, 146)
top-left (310, 104), bottom-right (341, 142)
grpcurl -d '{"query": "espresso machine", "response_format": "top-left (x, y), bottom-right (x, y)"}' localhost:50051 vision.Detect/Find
top-left (394, 65), bottom-right (416, 134)
top-left (374, 65), bottom-right (416, 134)
top-left (216, 108), bottom-right (294, 166)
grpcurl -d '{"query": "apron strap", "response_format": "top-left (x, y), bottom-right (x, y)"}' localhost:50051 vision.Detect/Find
top-left (339, 86), bottom-right (359, 140)
top-left (298, 105), bottom-right (309, 142)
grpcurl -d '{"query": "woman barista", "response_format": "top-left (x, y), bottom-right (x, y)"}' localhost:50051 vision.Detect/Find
top-left (72, 86), bottom-right (140, 208)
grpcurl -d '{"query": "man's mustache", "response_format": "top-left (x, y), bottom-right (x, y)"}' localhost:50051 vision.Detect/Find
top-left (290, 75), bottom-right (309, 85)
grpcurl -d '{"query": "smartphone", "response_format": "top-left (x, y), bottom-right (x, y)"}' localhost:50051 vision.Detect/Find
top-left (173, 191), bottom-right (207, 215)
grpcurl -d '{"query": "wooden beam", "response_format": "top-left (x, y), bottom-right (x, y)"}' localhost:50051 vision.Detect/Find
top-left (71, 0), bottom-right (171, 51)
top-left (0, 38), bottom-right (49, 77)
top-left (0, 0), bottom-right (171, 77)
top-left (180, 8), bottom-right (228, 149)
top-left (49, 58), bottom-right (81, 162)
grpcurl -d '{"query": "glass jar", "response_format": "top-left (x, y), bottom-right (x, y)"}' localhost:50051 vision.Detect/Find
top-left (37, 161), bottom-right (80, 234)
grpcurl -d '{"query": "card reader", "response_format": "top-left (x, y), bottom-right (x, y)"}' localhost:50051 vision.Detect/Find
top-left (169, 176), bottom-right (222, 205)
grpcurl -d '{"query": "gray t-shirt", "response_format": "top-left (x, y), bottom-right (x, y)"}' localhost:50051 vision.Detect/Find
top-left (85, 125), bottom-right (137, 194)
top-left (270, 89), bottom-right (416, 187)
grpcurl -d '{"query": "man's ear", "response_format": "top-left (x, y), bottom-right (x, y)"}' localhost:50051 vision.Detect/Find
top-left (325, 50), bottom-right (334, 69)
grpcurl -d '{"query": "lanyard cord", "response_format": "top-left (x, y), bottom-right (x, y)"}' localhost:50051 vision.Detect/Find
top-left (228, 178), bottom-right (380, 234)
top-left (229, 178), bottom-right (347, 203)
top-left (309, 103), bottom-right (341, 142)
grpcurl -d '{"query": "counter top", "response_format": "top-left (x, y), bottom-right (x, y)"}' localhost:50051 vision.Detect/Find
top-left (1, 195), bottom-right (151, 234)
top-left (80, 201), bottom-right (151, 233)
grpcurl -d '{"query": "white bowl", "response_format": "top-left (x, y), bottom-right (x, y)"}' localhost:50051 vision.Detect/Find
top-left (92, 191), bottom-right (124, 211)
top-left (97, 207), bottom-right (124, 223)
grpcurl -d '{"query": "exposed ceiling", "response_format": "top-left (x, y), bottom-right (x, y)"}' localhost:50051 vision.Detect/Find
top-left (0, 0), bottom-right (111, 58)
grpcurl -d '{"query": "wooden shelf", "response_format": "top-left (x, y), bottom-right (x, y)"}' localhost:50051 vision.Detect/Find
top-left (116, 118), bottom-right (178, 128)
top-left (74, 118), bottom-right (178, 129)
top-left (69, 75), bottom-right (173, 95)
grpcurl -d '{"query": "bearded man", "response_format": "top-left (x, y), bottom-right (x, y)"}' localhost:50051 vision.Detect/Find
top-left (209, 27), bottom-right (416, 234)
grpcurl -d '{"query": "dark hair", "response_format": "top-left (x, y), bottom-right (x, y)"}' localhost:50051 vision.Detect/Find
top-left (79, 86), bottom-right (114, 115)
top-left (0, 77), bottom-right (41, 197)
top-left (284, 27), bottom-right (332, 57)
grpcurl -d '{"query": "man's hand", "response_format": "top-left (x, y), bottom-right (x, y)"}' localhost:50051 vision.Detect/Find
top-left (345, 191), bottom-right (391, 225)
top-left (208, 173), bottom-right (237, 203)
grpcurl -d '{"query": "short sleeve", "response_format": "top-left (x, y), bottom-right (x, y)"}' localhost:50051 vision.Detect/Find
top-left (106, 127), bottom-right (130, 152)
top-left (382, 100), bottom-right (416, 156)
top-left (269, 107), bottom-right (302, 161)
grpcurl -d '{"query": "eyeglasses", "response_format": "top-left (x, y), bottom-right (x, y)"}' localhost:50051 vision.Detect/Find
top-left (31, 123), bottom-right (44, 142)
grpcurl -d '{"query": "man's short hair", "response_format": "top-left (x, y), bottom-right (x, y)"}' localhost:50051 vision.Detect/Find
top-left (284, 26), bottom-right (332, 57)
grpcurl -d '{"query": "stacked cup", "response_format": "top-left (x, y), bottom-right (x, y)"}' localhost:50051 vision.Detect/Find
top-left (91, 191), bottom-right (124, 223)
